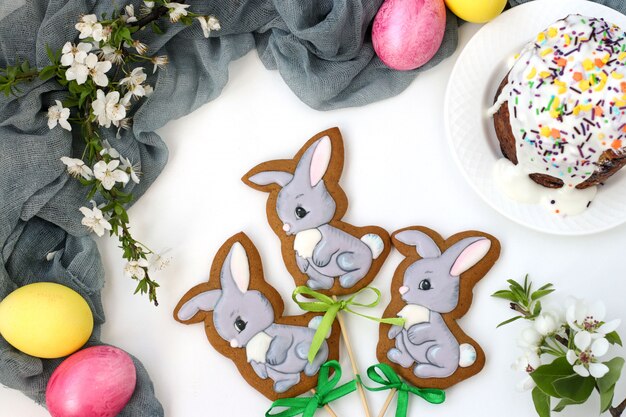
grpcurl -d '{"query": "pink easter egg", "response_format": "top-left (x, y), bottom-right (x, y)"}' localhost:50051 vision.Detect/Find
top-left (372, 0), bottom-right (447, 70)
top-left (46, 346), bottom-right (137, 417)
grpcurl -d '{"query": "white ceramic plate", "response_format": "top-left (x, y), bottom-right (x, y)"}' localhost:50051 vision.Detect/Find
top-left (445, 0), bottom-right (626, 235)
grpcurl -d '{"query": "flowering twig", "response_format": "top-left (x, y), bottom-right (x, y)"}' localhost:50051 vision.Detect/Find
top-left (1, 1), bottom-right (220, 305)
top-left (493, 276), bottom-right (625, 417)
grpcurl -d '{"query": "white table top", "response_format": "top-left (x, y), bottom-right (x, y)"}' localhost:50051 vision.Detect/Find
top-left (2, 21), bottom-right (625, 417)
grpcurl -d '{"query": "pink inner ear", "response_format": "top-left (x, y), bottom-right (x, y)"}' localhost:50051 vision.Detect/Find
top-left (450, 239), bottom-right (491, 277)
top-left (310, 136), bottom-right (332, 186)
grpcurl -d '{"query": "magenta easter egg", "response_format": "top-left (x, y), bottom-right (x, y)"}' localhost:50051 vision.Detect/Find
top-left (372, 0), bottom-right (446, 70)
top-left (46, 346), bottom-right (137, 417)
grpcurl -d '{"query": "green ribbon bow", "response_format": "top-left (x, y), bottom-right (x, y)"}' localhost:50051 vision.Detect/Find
top-left (292, 286), bottom-right (405, 362)
top-left (265, 360), bottom-right (356, 417)
top-left (361, 363), bottom-right (445, 417)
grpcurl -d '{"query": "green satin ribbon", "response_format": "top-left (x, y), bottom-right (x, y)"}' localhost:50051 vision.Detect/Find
top-left (292, 286), bottom-right (405, 363)
top-left (361, 363), bottom-right (445, 417)
top-left (265, 360), bottom-right (356, 417)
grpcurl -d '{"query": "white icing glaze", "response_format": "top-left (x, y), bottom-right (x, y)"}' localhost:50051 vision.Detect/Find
top-left (494, 158), bottom-right (597, 215)
top-left (459, 343), bottom-right (477, 368)
top-left (491, 15), bottom-right (626, 213)
top-left (294, 228), bottom-right (322, 258)
top-left (230, 242), bottom-right (250, 293)
top-left (246, 331), bottom-right (273, 363)
top-left (397, 304), bottom-right (430, 330)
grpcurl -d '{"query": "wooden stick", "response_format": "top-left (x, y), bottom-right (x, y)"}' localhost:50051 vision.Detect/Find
top-left (310, 389), bottom-right (339, 417)
top-left (376, 389), bottom-right (397, 417)
top-left (333, 296), bottom-right (372, 417)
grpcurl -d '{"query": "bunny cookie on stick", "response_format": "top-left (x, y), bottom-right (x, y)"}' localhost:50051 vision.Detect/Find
top-left (174, 233), bottom-right (340, 400)
top-left (377, 227), bottom-right (500, 389)
top-left (243, 128), bottom-right (390, 296)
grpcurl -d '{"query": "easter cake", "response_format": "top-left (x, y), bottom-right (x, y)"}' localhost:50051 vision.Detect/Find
top-left (490, 15), bottom-right (626, 213)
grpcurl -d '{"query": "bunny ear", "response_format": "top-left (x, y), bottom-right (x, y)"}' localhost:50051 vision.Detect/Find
top-left (247, 171), bottom-right (293, 187)
top-left (394, 230), bottom-right (441, 258)
top-left (225, 241), bottom-right (250, 293)
top-left (177, 290), bottom-right (222, 321)
top-left (309, 136), bottom-right (332, 187)
top-left (449, 238), bottom-right (491, 277)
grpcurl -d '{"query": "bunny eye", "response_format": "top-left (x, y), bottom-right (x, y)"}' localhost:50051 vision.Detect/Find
top-left (234, 316), bottom-right (247, 332)
top-left (418, 279), bottom-right (432, 291)
top-left (295, 206), bottom-right (308, 219)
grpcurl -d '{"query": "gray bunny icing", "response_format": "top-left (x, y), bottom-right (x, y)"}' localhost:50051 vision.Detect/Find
top-left (246, 130), bottom-right (386, 291)
top-left (386, 230), bottom-right (492, 379)
top-left (176, 240), bottom-right (329, 394)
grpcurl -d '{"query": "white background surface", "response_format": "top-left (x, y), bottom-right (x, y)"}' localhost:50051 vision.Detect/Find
top-left (2, 10), bottom-right (626, 417)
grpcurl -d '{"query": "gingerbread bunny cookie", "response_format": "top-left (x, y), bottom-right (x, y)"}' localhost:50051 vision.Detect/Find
top-left (377, 227), bottom-right (500, 389)
top-left (174, 233), bottom-right (340, 400)
top-left (243, 128), bottom-right (390, 296)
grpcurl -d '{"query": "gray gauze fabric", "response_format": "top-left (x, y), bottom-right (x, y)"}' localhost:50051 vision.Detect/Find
top-left (3, 0), bottom-right (622, 415)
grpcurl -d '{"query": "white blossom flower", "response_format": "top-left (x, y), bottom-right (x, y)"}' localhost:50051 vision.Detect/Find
top-left (125, 258), bottom-right (149, 280)
top-left (47, 100), bottom-right (71, 131)
top-left (143, 84), bottom-right (154, 96)
top-left (75, 14), bottom-right (99, 39)
top-left (518, 327), bottom-right (542, 350)
top-left (566, 299), bottom-right (621, 336)
top-left (60, 42), bottom-right (91, 66)
top-left (197, 15), bottom-right (220, 38)
top-left (120, 67), bottom-right (147, 99)
top-left (79, 202), bottom-right (111, 237)
top-left (534, 310), bottom-right (562, 336)
top-left (116, 118), bottom-right (132, 138)
top-left (140, 1), bottom-right (155, 16)
top-left (65, 61), bottom-right (89, 84)
top-left (92, 89), bottom-right (126, 128)
top-left (566, 331), bottom-right (610, 378)
top-left (120, 156), bottom-right (141, 184)
top-left (85, 53), bottom-right (111, 87)
top-left (132, 40), bottom-right (148, 55)
top-left (99, 45), bottom-right (124, 65)
top-left (93, 160), bottom-right (129, 190)
top-left (165, 2), bottom-right (190, 23)
top-left (99, 144), bottom-right (120, 158)
top-left (512, 349), bottom-right (541, 391)
top-left (121, 4), bottom-right (137, 23)
top-left (150, 55), bottom-right (169, 73)
top-left (61, 156), bottom-right (93, 179)
top-left (45, 251), bottom-right (58, 261)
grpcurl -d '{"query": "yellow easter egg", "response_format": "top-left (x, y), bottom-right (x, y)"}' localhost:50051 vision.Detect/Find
top-left (445, 0), bottom-right (507, 24)
top-left (0, 283), bottom-right (93, 358)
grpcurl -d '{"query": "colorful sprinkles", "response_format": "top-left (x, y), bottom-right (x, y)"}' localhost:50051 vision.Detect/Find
top-left (496, 15), bottom-right (626, 187)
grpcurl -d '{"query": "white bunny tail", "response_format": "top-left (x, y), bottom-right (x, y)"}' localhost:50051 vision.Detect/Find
top-left (361, 233), bottom-right (384, 259)
top-left (308, 316), bottom-right (331, 339)
top-left (459, 343), bottom-right (477, 367)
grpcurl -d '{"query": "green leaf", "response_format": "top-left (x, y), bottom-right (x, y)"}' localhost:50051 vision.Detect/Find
top-left (597, 357), bottom-right (624, 412)
top-left (496, 315), bottom-right (523, 328)
top-left (39, 65), bottom-right (56, 81)
top-left (20, 60), bottom-right (30, 72)
top-left (151, 21), bottom-right (164, 34)
top-left (532, 386), bottom-right (551, 417)
top-left (600, 386), bottom-right (616, 413)
top-left (45, 44), bottom-right (56, 63)
top-left (552, 374), bottom-right (594, 402)
top-left (531, 289), bottom-right (555, 301)
top-left (78, 89), bottom-right (91, 108)
top-left (552, 397), bottom-right (584, 413)
top-left (491, 290), bottom-right (517, 302)
top-left (533, 300), bottom-right (542, 316)
top-left (530, 357), bottom-right (575, 398)
top-left (605, 331), bottom-right (623, 346)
